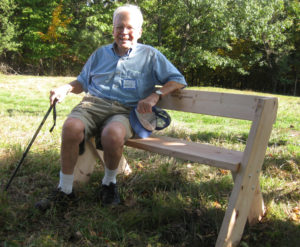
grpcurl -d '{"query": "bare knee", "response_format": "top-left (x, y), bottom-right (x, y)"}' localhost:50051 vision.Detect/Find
top-left (101, 122), bottom-right (126, 150)
top-left (62, 118), bottom-right (85, 144)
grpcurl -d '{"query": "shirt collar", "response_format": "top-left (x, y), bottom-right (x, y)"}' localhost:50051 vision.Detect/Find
top-left (111, 42), bottom-right (136, 57)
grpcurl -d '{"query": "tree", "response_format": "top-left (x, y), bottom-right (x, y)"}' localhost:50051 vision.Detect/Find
top-left (138, 0), bottom-right (297, 94)
top-left (1, 0), bottom-right (299, 95)
top-left (0, 0), bottom-right (19, 55)
top-left (10, 0), bottom-right (117, 75)
top-left (231, 0), bottom-right (295, 93)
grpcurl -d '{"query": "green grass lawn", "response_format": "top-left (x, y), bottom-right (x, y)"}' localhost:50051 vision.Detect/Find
top-left (0, 74), bottom-right (299, 246)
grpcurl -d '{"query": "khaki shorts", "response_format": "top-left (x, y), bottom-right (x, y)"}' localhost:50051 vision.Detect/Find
top-left (68, 95), bottom-right (134, 152)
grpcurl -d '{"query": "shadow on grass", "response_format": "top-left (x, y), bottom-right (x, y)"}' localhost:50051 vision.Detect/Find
top-left (268, 139), bottom-right (288, 146)
top-left (0, 144), bottom-right (60, 195)
top-left (166, 129), bottom-right (249, 145)
top-left (0, 149), bottom-right (299, 247)
top-left (262, 152), bottom-right (300, 175)
top-left (6, 108), bottom-right (46, 117)
top-left (166, 129), bottom-right (295, 150)
top-left (242, 218), bottom-right (300, 247)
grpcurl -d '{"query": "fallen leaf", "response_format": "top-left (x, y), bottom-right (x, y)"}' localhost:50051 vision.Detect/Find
top-left (213, 201), bottom-right (222, 208)
top-left (220, 169), bottom-right (229, 175)
top-left (124, 196), bottom-right (137, 207)
top-left (137, 162), bottom-right (144, 170)
top-left (75, 231), bottom-right (82, 238)
top-left (291, 206), bottom-right (300, 222)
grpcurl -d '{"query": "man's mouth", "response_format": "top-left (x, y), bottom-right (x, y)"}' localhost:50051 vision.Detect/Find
top-left (120, 38), bottom-right (131, 44)
top-left (119, 35), bottom-right (130, 41)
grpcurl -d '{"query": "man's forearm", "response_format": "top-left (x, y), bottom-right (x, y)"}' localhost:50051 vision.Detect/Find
top-left (68, 80), bottom-right (84, 94)
top-left (137, 81), bottom-right (185, 113)
top-left (155, 81), bottom-right (185, 97)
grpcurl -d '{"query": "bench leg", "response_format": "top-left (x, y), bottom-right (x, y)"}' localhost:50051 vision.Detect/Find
top-left (73, 140), bottom-right (99, 186)
top-left (231, 172), bottom-right (265, 225)
top-left (73, 139), bottom-right (132, 186)
top-left (247, 181), bottom-right (265, 225)
top-left (216, 175), bottom-right (262, 247)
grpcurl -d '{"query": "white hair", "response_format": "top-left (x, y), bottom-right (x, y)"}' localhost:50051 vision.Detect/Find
top-left (113, 4), bottom-right (143, 28)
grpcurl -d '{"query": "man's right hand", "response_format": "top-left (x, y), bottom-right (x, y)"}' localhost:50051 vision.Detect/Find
top-left (49, 84), bottom-right (72, 105)
top-left (49, 80), bottom-right (84, 105)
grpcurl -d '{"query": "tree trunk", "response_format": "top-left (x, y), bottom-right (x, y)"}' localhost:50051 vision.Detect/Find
top-left (294, 74), bottom-right (298, 96)
top-left (157, 17), bottom-right (162, 46)
top-left (157, 0), bottom-right (162, 46)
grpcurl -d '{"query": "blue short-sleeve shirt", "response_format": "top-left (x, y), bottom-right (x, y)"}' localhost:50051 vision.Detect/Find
top-left (77, 43), bottom-right (187, 107)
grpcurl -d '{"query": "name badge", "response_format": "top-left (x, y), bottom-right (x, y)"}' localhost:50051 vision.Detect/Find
top-left (122, 79), bottom-right (137, 89)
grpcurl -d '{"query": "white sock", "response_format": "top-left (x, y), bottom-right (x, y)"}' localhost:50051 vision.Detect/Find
top-left (102, 167), bottom-right (118, 186)
top-left (58, 171), bottom-right (74, 194)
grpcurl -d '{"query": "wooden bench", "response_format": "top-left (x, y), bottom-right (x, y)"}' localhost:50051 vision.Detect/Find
top-left (73, 89), bottom-right (278, 247)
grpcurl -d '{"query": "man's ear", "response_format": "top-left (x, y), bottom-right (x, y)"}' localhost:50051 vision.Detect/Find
top-left (138, 28), bottom-right (143, 39)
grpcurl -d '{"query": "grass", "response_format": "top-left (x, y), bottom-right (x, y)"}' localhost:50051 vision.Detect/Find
top-left (0, 74), bottom-right (299, 247)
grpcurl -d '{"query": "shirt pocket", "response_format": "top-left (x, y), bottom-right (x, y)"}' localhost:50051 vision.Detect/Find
top-left (91, 72), bottom-right (114, 86)
top-left (121, 69), bottom-right (143, 98)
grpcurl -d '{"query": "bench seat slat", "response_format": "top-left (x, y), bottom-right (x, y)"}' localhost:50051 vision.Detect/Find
top-left (126, 136), bottom-right (242, 172)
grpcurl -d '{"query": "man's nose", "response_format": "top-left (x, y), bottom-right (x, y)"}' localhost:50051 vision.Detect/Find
top-left (122, 27), bottom-right (130, 34)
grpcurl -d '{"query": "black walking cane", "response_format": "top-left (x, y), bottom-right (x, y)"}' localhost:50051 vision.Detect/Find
top-left (4, 100), bottom-right (57, 191)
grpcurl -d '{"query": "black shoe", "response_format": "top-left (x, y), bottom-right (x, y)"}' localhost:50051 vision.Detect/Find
top-left (35, 188), bottom-right (76, 211)
top-left (99, 183), bottom-right (120, 206)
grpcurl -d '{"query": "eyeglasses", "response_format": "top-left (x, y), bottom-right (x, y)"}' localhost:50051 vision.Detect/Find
top-left (114, 25), bottom-right (140, 32)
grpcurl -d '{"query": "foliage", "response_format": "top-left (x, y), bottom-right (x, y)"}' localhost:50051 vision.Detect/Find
top-left (2, 0), bottom-right (116, 75)
top-left (0, 0), bottom-right (19, 55)
top-left (38, 1), bottom-right (72, 43)
top-left (11, 0), bottom-right (60, 74)
top-left (0, 0), bottom-right (299, 95)
top-left (138, 0), bottom-right (299, 95)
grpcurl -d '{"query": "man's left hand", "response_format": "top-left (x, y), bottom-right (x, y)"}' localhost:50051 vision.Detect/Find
top-left (136, 93), bottom-right (160, 113)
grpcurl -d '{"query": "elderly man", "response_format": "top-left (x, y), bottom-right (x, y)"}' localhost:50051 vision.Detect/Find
top-left (35, 4), bottom-right (187, 210)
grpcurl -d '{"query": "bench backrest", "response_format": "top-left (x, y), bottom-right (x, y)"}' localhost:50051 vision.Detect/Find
top-left (157, 89), bottom-right (276, 121)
